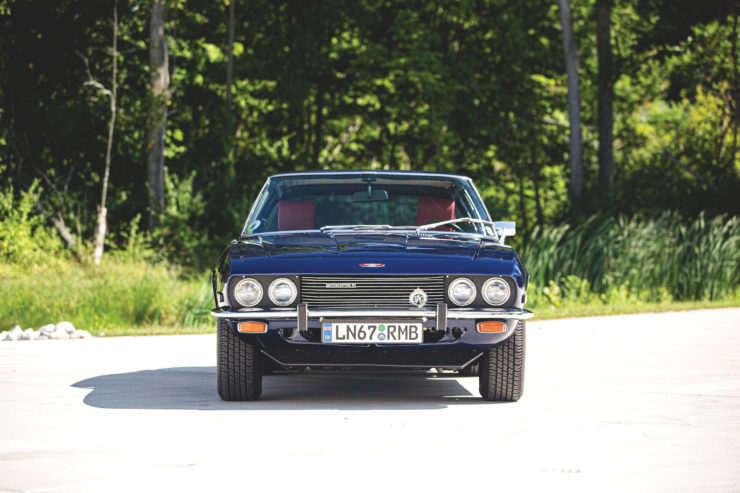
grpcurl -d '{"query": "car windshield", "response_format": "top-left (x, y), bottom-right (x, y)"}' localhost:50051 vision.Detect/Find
top-left (242, 173), bottom-right (492, 236)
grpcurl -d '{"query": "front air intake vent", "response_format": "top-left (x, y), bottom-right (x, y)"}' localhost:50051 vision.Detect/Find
top-left (301, 276), bottom-right (445, 309)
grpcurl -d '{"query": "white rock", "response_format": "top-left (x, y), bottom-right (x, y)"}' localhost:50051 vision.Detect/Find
top-left (12, 325), bottom-right (22, 333)
top-left (50, 326), bottom-right (70, 340)
top-left (71, 330), bottom-right (93, 339)
top-left (38, 324), bottom-right (56, 336)
top-left (20, 328), bottom-right (36, 341)
top-left (11, 325), bottom-right (23, 337)
top-left (0, 331), bottom-right (9, 341)
top-left (6, 331), bottom-right (19, 341)
top-left (37, 333), bottom-right (50, 340)
top-left (56, 321), bottom-right (76, 334)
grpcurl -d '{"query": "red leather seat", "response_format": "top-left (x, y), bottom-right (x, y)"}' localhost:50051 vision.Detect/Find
top-left (416, 197), bottom-right (455, 231)
top-left (278, 200), bottom-right (316, 231)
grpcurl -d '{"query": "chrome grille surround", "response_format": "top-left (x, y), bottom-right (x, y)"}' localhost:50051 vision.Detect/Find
top-left (301, 276), bottom-right (446, 309)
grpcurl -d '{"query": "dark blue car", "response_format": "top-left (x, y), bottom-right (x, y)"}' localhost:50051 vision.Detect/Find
top-left (211, 171), bottom-right (532, 401)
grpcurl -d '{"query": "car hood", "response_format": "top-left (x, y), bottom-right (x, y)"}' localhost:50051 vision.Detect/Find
top-left (228, 232), bottom-right (524, 278)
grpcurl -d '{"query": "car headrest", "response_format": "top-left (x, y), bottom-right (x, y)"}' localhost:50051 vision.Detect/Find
top-left (416, 197), bottom-right (455, 231)
top-left (278, 200), bottom-right (316, 231)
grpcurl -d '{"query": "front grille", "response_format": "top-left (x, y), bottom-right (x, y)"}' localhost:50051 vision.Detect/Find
top-left (301, 276), bottom-right (445, 309)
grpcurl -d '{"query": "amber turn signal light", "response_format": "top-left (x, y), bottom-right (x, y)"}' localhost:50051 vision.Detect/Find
top-left (238, 322), bottom-right (267, 333)
top-left (477, 321), bottom-right (506, 333)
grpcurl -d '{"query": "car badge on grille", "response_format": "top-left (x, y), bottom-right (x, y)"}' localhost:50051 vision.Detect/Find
top-left (409, 288), bottom-right (428, 308)
top-left (325, 283), bottom-right (356, 288)
top-left (360, 263), bottom-right (385, 268)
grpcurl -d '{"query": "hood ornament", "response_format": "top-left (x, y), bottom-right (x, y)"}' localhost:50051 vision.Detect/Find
top-left (409, 288), bottom-right (428, 308)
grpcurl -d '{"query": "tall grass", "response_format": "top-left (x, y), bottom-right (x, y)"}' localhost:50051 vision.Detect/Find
top-left (519, 212), bottom-right (740, 302)
top-left (0, 260), bottom-right (213, 335)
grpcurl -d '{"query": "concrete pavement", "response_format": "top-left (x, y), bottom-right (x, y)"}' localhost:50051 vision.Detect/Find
top-left (1, 308), bottom-right (739, 492)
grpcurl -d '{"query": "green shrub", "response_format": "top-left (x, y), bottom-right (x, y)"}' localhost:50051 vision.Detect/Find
top-left (0, 175), bottom-right (215, 334)
top-left (0, 179), bottom-right (65, 265)
top-left (151, 168), bottom-right (210, 267)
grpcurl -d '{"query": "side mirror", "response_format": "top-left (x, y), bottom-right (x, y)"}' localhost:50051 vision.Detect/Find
top-left (493, 221), bottom-right (516, 243)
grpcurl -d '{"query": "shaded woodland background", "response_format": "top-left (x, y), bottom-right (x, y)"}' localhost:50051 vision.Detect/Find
top-left (1, 0), bottom-right (739, 333)
top-left (1, 0), bottom-right (739, 268)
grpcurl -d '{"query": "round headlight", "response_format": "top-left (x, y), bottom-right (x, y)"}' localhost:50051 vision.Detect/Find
top-left (269, 278), bottom-right (297, 306)
top-left (233, 278), bottom-right (263, 307)
top-left (482, 277), bottom-right (510, 306)
top-left (448, 278), bottom-right (476, 306)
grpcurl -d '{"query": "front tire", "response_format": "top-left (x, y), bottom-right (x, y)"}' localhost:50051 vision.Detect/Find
top-left (217, 319), bottom-right (262, 401)
top-left (479, 320), bottom-right (525, 401)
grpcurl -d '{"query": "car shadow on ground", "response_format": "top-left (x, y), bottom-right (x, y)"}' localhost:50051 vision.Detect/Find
top-left (72, 367), bottom-right (490, 411)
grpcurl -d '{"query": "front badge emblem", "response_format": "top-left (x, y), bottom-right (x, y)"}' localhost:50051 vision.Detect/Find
top-left (409, 288), bottom-right (428, 308)
top-left (360, 263), bottom-right (385, 268)
top-left (326, 282), bottom-right (356, 289)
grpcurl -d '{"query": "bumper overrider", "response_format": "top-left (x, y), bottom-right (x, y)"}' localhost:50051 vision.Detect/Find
top-left (211, 304), bottom-right (533, 369)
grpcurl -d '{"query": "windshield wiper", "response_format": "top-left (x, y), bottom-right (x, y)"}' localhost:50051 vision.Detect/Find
top-left (320, 224), bottom-right (400, 232)
top-left (416, 217), bottom-right (498, 236)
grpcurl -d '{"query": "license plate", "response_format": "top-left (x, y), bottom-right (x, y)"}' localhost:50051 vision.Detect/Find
top-left (322, 320), bottom-right (423, 344)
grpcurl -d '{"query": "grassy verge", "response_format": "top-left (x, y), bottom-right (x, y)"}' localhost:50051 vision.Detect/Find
top-left (98, 324), bottom-right (214, 337)
top-left (530, 298), bottom-right (740, 320)
top-left (0, 259), bottom-right (213, 336)
top-left (526, 276), bottom-right (740, 320)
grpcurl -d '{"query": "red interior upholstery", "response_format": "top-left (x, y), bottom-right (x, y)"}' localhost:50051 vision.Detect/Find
top-left (416, 197), bottom-right (456, 231)
top-left (278, 200), bottom-right (316, 231)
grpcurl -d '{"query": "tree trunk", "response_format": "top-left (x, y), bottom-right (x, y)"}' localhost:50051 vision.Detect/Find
top-left (147, 0), bottom-right (168, 230)
top-left (226, 0), bottom-right (235, 108)
top-left (93, 0), bottom-right (118, 265)
top-left (34, 204), bottom-right (80, 259)
top-left (312, 87), bottom-right (324, 164)
top-left (518, 176), bottom-right (529, 249)
top-left (533, 173), bottom-right (544, 227)
top-left (730, 8), bottom-right (738, 169)
top-left (530, 129), bottom-right (544, 226)
top-left (558, 0), bottom-right (585, 202)
top-left (596, 0), bottom-right (614, 191)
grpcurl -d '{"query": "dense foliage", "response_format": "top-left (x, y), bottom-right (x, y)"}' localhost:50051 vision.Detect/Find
top-left (1, 0), bottom-right (738, 324)
top-left (519, 213), bottom-right (740, 302)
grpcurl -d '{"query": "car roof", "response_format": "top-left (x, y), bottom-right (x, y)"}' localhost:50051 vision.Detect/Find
top-left (268, 170), bottom-right (472, 181)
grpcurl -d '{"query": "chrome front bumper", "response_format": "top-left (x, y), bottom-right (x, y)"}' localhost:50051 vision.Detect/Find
top-left (211, 304), bottom-right (533, 322)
